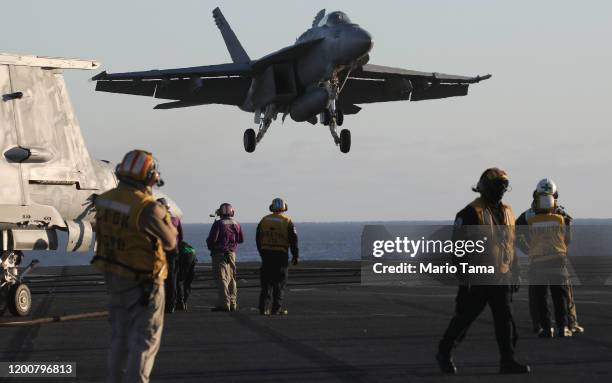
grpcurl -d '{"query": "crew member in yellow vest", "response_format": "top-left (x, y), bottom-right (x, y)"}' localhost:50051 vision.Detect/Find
top-left (437, 168), bottom-right (530, 375)
top-left (516, 178), bottom-right (577, 338)
top-left (256, 198), bottom-right (299, 315)
top-left (92, 149), bottom-right (178, 383)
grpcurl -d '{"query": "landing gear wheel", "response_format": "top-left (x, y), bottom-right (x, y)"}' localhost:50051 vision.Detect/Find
top-left (336, 110), bottom-right (344, 126)
top-left (339, 129), bottom-right (351, 153)
top-left (321, 109), bottom-right (331, 126)
top-left (243, 129), bottom-right (256, 153)
top-left (8, 283), bottom-right (31, 317)
top-left (0, 287), bottom-right (8, 316)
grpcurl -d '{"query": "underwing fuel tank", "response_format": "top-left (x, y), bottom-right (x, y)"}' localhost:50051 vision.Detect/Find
top-left (0, 53), bottom-right (181, 253)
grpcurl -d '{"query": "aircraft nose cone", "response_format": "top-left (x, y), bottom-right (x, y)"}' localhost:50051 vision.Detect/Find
top-left (355, 28), bottom-right (373, 54)
top-left (333, 27), bottom-right (373, 65)
top-left (348, 28), bottom-right (373, 59)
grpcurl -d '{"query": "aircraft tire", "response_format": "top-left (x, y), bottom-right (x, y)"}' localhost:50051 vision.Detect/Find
top-left (244, 129), bottom-right (256, 153)
top-left (339, 129), bottom-right (351, 153)
top-left (8, 283), bottom-right (31, 317)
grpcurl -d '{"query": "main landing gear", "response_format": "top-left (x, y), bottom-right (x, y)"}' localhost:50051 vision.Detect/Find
top-left (244, 106), bottom-right (277, 153)
top-left (0, 251), bottom-right (37, 317)
top-left (321, 78), bottom-right (351, 153)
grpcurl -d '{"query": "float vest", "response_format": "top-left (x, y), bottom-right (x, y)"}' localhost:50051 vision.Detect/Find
top-left (259, 213), bottom-right (292, 253)
top-left (526, 211), bottom-right (567, 261)
top-left (468, 197), bottom-right (516, 274)
top-left (92, 184), bottom-right (167, 281)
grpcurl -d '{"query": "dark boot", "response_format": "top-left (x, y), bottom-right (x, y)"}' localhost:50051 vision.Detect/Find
top-left (272, 308), bottom-right (288, 315)
top-left (435, 352), bottom-right (456, 374)
top-left (499, 360), bottom-right (530, 374)
top-left (538, 327), bottom-right (554, 338)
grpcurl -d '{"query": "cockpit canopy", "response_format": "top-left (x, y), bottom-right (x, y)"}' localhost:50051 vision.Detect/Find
top-left (317, 11), bottom-right (352, 27)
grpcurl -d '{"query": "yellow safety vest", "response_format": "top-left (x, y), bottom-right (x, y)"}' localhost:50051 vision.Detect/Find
top-left (469, 197), bottom-right (516, 274)
top-left (259, 213), bottom-right (292, 253)
top-left (526, 212), bottom-right (567, 262)
top-left (92, 184), bottom-right (167, 281)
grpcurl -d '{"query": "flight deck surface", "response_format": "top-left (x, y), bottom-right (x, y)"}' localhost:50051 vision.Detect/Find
top-left (1, 260), bottom-right (611, 382)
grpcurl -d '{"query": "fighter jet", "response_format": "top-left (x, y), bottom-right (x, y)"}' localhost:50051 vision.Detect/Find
top-left (93, 8), bottom-right (491, 153)
top-left (0, 53), bottom-right (181, 317)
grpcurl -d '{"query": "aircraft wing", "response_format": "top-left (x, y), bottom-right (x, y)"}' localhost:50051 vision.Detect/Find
top-left (340, 64), bottom-right (491, 106)
top-left (93, 63), bottom-right (252, 107)
top-left (92, 62), bottom-right (251, 81)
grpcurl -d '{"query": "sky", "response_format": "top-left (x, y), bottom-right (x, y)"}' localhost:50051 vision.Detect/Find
top-left (2, 0), bottom-right (611, 222)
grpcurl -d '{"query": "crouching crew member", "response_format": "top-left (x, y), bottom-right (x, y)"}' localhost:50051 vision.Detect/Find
top-left (437, 168), bottom-right (530, 375)
top-left (92, 149), bottom-right (178, 383)
top-left (257, 198), bottom-right (299, 315)
top-left (206, 203), bottom-right (243, 312)
top-left (516, 178), bottom-right (573, 338)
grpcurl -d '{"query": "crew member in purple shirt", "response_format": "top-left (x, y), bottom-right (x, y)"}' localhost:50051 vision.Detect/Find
top-left (206, 203), bottom-right (244, 312)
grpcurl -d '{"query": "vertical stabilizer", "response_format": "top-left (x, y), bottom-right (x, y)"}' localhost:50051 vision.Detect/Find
top-left (212, 7), bottom-right (250, 64)
top-left (312, 9), bottom-right (326, 27)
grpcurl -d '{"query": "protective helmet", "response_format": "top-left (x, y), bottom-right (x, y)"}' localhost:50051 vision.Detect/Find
top-left (216, 203), bottom-right (235, 217)
top-left (535, 178), bottom-right (558, 196)
top-left (533, 178), bottom-right (558, 212)
top-left (269, 197), bottom-right (288, 213)
top-left (116, 150), bottom-right (164, 186)
top-left (473, 167), bottom-right (510, 203)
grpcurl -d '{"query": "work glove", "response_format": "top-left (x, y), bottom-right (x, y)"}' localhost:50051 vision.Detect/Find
top-left (291, 255), bottom-right (299, 266)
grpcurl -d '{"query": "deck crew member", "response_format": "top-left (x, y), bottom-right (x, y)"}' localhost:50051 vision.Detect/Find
top-left (437, 168), bottom-right (530, 375)
top-left (93, 149), bottom-right (177, 383)
top-left (206, 203), bottom-right (244, 312)
top-left (177, 240), bottom-right (197, 311)
top-left (256, 198), bottom-right (299, 315)
top-left (516, 178), bottom-right (575, 338)
top-left (157, 197), bottom-right (183, 313)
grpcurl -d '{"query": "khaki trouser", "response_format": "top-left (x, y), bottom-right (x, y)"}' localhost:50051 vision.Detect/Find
top-left (567, 279), bottom-right (579, 326)
top-left (104, 272), bottom-right (165, 383)
top-left (211, 251), bottom-right (237, 309)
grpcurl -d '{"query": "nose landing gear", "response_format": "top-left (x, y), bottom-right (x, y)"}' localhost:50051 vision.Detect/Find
top-left (324, 78), bottom-right (351, 153)
top-left (1, 251), bottom-right (36, 317)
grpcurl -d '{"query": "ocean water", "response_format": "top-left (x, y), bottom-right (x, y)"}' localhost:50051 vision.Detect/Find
top-left (27, 220), bottom-right (612, 266)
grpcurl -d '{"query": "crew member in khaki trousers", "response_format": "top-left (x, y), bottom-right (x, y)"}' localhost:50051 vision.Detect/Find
top-left (92, 150), bottom-right (178, 383)
top-left (206, 203), bottom-right (244, 311)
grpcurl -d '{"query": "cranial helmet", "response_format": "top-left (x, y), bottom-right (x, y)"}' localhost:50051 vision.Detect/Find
top-left (217, 203), bottom-right (235, 217)
top-left (473, 167), bottom-right (510, 203)
top-left (116, 149), bottom-right (164, 187)
top-left (533, 178), bottom-right (558, 212)
top-left (269, 197), bottom-right (288, 213)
